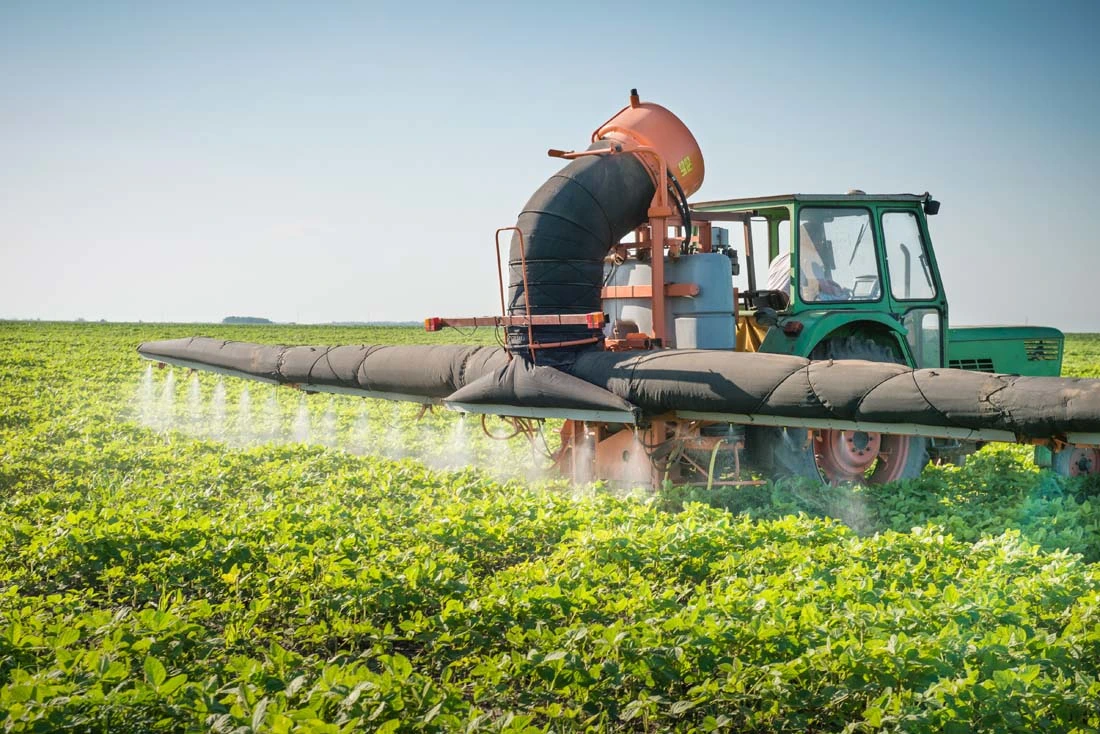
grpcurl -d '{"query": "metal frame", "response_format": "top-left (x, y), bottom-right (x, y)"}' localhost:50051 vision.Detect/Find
top-left (445, 402), bottom-right (636, 424)
top-left (292, 383), bottom-right (440, 405)
top-left (425, 313), bottom-right (605, 331)
top-left (675, 411), bottom-right (1019, 443)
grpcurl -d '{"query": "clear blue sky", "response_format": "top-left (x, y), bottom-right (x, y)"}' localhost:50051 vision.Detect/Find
top-left (3, 1), bottom-right (1098, 329)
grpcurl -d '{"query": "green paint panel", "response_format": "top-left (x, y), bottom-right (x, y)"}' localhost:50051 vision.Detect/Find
top-left (947, 326), bottom-right (1063, 377)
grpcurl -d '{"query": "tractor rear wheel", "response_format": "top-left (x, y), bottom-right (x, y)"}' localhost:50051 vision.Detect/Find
top-left (1052, 447), bottom-right (1100, 477)
top-left (746, 336), bottom-right (929, 484)
top-left (811, 337), bottom-right (929, 483)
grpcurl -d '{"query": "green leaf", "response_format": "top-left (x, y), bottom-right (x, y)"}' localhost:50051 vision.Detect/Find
top-left (144, 656), bottom-right (167, 689)
top-left (5, 685), bottom-right (33, 703)
top-left (252, 697), bottom-right (270, 731)
top-left (863, 705), bottom-right (883, 727)
top-left (670, 700), bottom-right (696, 716)
top-left (159, 673), bottom-right (188, 695)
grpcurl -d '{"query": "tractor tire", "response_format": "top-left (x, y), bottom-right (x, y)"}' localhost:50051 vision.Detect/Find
top-left (812, 336), bottom-right (930, 483)
top-left (1052, 447), bottom-right (1100, 477)
top-left (746, 336), bottom-right (930, 484)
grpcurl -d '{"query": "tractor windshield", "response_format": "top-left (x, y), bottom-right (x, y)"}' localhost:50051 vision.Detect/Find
top-left (798, 207), bottom-right (881, 303)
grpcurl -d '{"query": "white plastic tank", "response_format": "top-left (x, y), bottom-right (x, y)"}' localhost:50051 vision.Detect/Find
top-left (603, 252), bottom-right (735, 349)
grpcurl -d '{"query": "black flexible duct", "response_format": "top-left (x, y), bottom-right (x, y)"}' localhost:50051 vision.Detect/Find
top-left (137, 337), bottom-right (1100, 442)
top-left (506, 140), bottom-right (655, 367)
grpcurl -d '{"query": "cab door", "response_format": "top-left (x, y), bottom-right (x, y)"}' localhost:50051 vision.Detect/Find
top-left (878, 208), bottom-right (946, 368)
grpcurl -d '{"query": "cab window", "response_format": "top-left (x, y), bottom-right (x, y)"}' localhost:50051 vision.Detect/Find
top-left (798, 207), bottom-right (880, 303)
top-left (882, 211), bottom-right (936, 300)
top-left (903, 308), bottom-right (942, 368)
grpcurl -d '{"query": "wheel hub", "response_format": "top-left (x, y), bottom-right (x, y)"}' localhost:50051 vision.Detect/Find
top-left (849, 431), bottom-right (873, 452)
top-left (1065, 447), bottom-right (1100, 476)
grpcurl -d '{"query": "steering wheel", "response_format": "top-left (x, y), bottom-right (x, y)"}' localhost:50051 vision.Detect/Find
top-left (817, 278), bottom-right (851, 301)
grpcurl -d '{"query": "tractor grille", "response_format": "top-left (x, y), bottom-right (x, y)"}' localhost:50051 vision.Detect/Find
top-left (949, 358), bottom-right (995, 372)
top-left (1024, 339), bottom-right (1061, 361)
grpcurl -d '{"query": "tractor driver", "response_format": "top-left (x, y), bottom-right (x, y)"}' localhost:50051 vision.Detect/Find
top-left (765, 217), bottom-right (848, 302)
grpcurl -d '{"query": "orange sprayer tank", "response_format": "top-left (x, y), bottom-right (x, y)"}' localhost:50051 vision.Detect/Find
top-left (593, 90), bottom-right (705, 197)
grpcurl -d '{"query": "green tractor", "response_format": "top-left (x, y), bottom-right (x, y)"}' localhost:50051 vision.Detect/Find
top-left (690, 191), bottom-right (1082, 482)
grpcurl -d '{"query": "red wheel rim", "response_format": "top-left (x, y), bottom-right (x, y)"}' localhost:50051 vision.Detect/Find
top-left (1064, 448), bottom-right (1100, 476)
top-left (814, 430), bottom-right (911, 484)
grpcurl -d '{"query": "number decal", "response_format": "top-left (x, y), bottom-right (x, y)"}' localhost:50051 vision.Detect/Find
top-left (677, 156), bottom-right (694, 177)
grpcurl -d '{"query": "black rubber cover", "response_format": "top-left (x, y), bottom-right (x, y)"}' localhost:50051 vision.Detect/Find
top-left (139, 337), bottom-right (509, 399)
top-left (446, 358), bottom-right (637, 415)
top-left (569, 349), bottom-right (1100, 436)
top-left (507, 141), bottom-right (654, 366)
top-left (138, 337), bottom-right (1100, 440)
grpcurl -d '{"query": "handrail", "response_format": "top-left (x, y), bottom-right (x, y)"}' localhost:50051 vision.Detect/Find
top-left (495, 226), bottom-right (536, 362)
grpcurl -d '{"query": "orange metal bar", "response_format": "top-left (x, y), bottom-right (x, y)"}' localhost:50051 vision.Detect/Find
top-left (633, 148), bottom-right (671, 214)
top-left (628, 147), bottom-right (674, 348)
top-left (548, 148), bottom-right (608, 159)
top-left (601, 283), bottom-right (700, 299)
top-left (697, 221), bottom-right (712, 253)
top-left (589, 105), bottom-right (629, 143)
top-left (425, 313), bottom-right (605, 330)
top-left (650, 215), bottom-right (667, 346)
top-left (602, 284), bottom-right (651, 299)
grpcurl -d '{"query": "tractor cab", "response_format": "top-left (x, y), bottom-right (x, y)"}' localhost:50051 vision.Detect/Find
top-left (691, 192), bottom-right (948, 369)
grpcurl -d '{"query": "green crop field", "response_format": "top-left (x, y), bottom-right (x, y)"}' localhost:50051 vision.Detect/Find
top-left (1062, 335), bottom-right (1100, 379)
top-left (2, 322), bottom-right (1100, 733)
